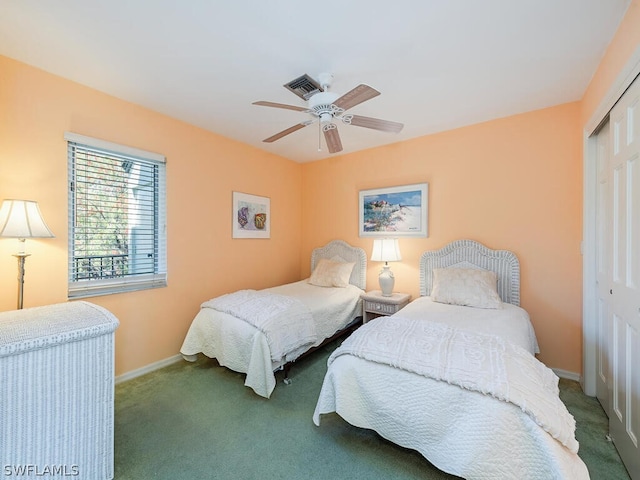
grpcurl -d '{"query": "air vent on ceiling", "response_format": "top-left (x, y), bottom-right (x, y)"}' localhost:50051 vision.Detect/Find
top-left (283, 74), bottom-right (322, 100)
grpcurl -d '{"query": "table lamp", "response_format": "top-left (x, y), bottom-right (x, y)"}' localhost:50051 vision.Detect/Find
top-left (371, 238), bottom-right (401, 297)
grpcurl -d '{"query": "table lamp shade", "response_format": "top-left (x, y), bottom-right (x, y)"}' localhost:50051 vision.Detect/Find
top-left (371, 238), bottom-right (402, 263)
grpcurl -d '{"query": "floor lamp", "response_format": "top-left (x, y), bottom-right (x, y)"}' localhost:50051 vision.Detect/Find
top-left (0, 199), bottom-right (55, 309)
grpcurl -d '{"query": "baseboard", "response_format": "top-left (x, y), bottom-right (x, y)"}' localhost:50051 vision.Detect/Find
top-left (553, 368), bottom-right (581, 383)
top-left (115, 354), bottom-right (183, 384)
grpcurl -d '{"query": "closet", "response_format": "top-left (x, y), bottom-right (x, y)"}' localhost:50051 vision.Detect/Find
top-left (590, 74), bottom-right (640, 479)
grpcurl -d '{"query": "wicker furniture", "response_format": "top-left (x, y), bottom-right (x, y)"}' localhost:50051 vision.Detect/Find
top-left (361, 290), bottom-right (410, 323)
top-left (0, 301), bottom-right (119, 480)
top-left (419, 239), bottom-right (520, 305)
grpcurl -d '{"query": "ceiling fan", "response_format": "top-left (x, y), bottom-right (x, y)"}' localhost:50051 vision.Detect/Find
top-left (252, 73), bottom-right (404, 154)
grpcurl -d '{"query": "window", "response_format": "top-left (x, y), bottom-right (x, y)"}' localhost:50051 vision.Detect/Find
top-left (66, 132), bottom-right (167, 298)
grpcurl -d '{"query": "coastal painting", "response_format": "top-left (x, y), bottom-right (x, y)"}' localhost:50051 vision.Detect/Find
top-left (232, 191), bottom-right (270, 238)
top-left (359, 183), bottom-right (428, 237)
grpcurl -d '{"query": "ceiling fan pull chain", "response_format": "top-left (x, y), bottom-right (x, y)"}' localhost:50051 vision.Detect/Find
top-left (318, 120), bottom-right (322, 151)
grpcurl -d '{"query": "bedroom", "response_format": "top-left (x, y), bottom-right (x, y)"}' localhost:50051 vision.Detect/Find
top-left (0, 1), bottom-right (638, 478)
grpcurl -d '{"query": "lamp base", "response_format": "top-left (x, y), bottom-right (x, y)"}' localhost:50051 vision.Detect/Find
top-left (378, 265), bottom-right (395, 297)
top-left (13, 253), bottom-right (30, 310)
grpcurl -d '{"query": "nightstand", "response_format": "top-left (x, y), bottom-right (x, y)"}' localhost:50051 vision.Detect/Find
top-left (361, 290), bottom-right (410, 323)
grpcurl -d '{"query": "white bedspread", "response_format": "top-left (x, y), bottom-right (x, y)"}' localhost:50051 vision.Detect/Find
top-left (325, 317), bottom-right (577, 453)
top-left (313, 304), bottom-right (590, 479)
top-left (202, 290), bottom-right (317, 362)
top-left (181, 281), bottom-right (362, 398)
top-left (399, 296), bottom-right (539, 354)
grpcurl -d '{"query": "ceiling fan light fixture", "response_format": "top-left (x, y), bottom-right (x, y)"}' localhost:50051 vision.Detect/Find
top-left (309, 91), bottom-right (340, 123)
top-left (319, 112), bottom-right (332, 123)
top-left (253, 75), bottom-right (404, 154)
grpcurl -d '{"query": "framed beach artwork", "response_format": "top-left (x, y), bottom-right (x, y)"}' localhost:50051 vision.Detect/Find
top-left (232, 191), bottom-right (270, 239)
top-left (359, 183), bottom-right (428, 237)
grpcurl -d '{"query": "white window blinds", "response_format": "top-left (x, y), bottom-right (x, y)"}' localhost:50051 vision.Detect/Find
top-left (65, 132), bottom-right (167, 298)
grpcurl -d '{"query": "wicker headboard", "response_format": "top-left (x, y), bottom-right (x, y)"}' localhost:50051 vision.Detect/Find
top-left (419, 239), bottom-right (521, 306)
top-left (310, 240), bottom-right (367, 290)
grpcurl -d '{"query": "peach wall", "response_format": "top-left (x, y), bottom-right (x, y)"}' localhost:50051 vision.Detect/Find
top-left (0, 55), bottom-right (302, 376)
top-left (2, 0), bottom-right (637, 380)
top-left (301, 103), bottom-right (584, 373)
top-left (581, 0), bottom-right (640, 125)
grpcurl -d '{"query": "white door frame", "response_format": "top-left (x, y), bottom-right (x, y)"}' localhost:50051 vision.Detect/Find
top-left (583, 45), bottom-right (640, 396)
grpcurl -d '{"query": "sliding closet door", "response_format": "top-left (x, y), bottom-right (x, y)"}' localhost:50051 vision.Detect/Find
top-left (608, 75), bottom-right (640, 479)
top-left (595, 120), bottom-right (612, 415)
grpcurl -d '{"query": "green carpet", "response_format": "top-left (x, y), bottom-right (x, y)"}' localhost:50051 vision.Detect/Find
top-left (115, 341), bottom-right (630, 479)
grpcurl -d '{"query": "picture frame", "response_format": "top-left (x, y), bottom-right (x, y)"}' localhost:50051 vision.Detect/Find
top-left (232, 191), bottom-right (270, 239)
top-left (359, 183), bottom-right (428, 237)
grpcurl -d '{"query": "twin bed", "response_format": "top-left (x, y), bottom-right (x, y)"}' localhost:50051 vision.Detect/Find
top-left (313, 239), bottom-right (590, 479)
top-left (181, 238), bottom-right (589, 479)
top-left (180, 240), bottom-right (366, 398)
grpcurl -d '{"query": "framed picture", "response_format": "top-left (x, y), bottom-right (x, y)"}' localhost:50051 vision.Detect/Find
top-left (232, 191), bottom-right (270, 238)
top-left (359, 183), bottom-right (428, 237)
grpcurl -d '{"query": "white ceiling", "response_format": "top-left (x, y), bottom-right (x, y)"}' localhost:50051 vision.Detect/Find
top-left (0, 1), bottom-right (630, 163)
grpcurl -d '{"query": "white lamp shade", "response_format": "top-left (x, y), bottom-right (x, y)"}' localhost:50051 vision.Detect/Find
top-left (0, 200), bottom-right (55, 238)
top-left (371, 238), bottom-right (401, 262)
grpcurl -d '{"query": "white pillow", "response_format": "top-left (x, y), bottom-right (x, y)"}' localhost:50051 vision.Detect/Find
top-left (309, 258), bottom-right (355, 288)
top-left (431, 267), bottom-right (502, 309)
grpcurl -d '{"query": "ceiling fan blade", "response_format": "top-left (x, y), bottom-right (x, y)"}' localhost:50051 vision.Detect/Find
top-left (348, 114), bottom-right (404, 133)
top-left (253, 101), bottom-right (308, 112)
top-left (263, 123), bottom-right (308, 143)
top-left (323, 124), bottom-right (343, 153)
top-left (333, 84), bottom-right (380, 111)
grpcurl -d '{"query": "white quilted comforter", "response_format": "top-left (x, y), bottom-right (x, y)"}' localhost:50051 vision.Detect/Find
top-left (313, 308), bottom-right (590, 479)
top-left (181, 281), bottom-right (362, 398)
top-left (201, 290), bottom-right (317, 362)
top-left (399, 296), bottom-right (539, 354)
